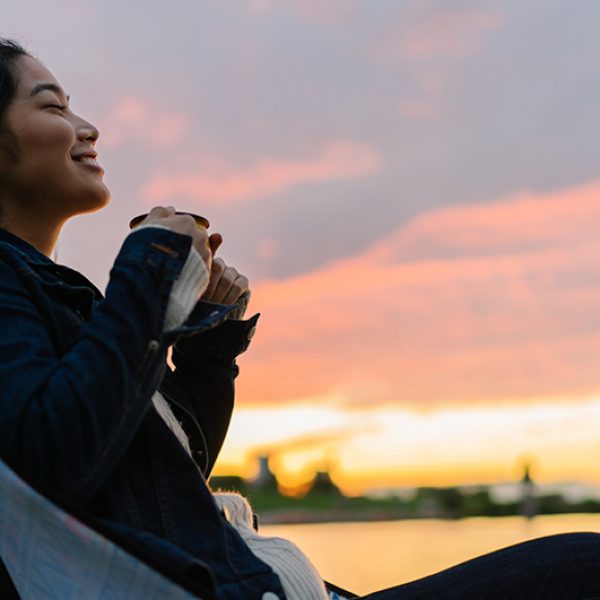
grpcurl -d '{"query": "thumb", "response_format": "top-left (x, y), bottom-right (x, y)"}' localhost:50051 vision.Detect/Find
top-left (208, 233), bottom-right (223, 256)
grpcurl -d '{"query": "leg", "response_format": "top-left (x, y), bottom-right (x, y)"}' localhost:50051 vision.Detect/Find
top-left (359, 533), bottom-right (600, 600)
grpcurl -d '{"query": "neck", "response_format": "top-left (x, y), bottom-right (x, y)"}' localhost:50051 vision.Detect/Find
top-left (0, 208), bottom-right (63, 257)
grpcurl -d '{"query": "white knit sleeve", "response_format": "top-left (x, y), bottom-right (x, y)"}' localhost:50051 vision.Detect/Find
top-left (129, 224), bottom-right (210, 331)
top-left (213, 493), bottom-right (328, 600)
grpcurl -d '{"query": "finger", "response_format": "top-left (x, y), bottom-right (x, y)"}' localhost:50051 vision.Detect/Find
top-left (179, 217), bottom-right (210, 257)
top-left (212, 277), bottom-right (233, 304)
top-left (222, 275), bottom-right (249, 305)
top-left (194, 242), bottom-right (212, 271)
top-left (192, 237), bottom-right (211, 261)
top-left (172, 213), bottom-right (199, 233)
top-left (210, 265), bottom-right (242, 303)
top-left (147, 206), bottom-right (175, 219)
top-left (209, 233), bottom-right (223, 256)
top-left (203, 257), bottom-right (226, 299)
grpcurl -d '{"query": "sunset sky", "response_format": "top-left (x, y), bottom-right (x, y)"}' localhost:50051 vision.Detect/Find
top-left (7, 1), bottom-right (600, 494)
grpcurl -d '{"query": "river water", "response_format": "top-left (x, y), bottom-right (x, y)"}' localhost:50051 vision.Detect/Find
top-left (262, 514), bottom-right (600, 595)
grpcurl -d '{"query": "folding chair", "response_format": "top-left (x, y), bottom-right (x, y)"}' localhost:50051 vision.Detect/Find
top-left (0, 459), bottom-right (357, 599)
top-left (0, 459), bottom-right (208, 599)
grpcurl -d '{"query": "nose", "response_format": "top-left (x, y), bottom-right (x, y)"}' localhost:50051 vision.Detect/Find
top-left (76, 117), bottom-right (99, 145)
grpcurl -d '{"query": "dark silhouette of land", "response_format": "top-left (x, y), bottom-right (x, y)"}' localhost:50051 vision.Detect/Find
top-left (209, 457), bottom-right (600, 524)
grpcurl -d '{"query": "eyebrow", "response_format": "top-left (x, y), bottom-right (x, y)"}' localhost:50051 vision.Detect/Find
top-left (29, 83), bottom-right (70, 101)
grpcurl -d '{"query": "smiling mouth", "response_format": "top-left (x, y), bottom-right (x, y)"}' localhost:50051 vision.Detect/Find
top-left (73, 155), bottom-right (104, 171)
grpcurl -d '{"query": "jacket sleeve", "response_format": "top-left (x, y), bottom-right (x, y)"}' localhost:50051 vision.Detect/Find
top-left (168, 313), bottom-right (259, 476)
top-left (0, 228), bottom-right (193, 504)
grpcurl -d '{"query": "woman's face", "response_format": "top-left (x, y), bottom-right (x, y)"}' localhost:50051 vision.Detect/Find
top-left (0, 55), bottom-right (110, 220)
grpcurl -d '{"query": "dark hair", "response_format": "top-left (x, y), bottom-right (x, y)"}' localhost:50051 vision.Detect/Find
top-left (0, 40), bottom-right (29, 163)
top-left (0, 39), bottom-right (29, 127)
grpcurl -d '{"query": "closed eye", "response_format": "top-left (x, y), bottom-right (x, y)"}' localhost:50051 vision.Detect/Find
top-left (46, 104), bottom-right (68, 111)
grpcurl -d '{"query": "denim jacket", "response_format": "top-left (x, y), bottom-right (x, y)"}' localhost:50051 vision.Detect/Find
top-left (0, 227), bottom-right (286, 600)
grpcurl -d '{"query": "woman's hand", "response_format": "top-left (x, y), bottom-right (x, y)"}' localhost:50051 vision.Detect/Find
top-left (202, 257), bottom-right (250, 305)
top-left (140, 206), bottom-right (222, 270)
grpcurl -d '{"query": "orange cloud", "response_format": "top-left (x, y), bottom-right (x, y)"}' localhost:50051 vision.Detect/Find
top-left (141, 140), bottom-right (382, 204)
top-left (237, 181), bottom-right (600, 408)
top-left (215, 396), bottom-right (600, 492)
top-left (98, 97), bottom-right (190, 149)
top-left (368, 183), bottom-right (600, 261)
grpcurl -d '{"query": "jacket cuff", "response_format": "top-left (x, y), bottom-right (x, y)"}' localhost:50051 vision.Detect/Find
top-left (174, 313), bottom-right (260, 361)
top-left (164, 247), bottom-right (210, 331)
top-left (119, 226), bottom-right (193, 282)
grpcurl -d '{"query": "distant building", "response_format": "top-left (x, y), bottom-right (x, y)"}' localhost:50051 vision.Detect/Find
top-left (212, 455), bottom-right (347, 501)
top-left (249, 455), bottom-right (279, 492)
top-left (307, 469), bottom-right (343, 498)
top-left (520, 462), bottom-right (537, 519)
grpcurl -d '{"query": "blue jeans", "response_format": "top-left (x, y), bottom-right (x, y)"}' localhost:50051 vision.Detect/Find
top-left (360, 533), bottom-right (600, 599)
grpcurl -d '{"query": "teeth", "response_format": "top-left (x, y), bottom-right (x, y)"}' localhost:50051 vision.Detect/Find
top-left (76, 156), bottom-right (99, 166)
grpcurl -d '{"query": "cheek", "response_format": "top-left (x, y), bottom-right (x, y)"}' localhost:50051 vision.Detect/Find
top-left (17, 116), bottom-right (76, 160)
top-left (0, 130), bottom-right (20, 164)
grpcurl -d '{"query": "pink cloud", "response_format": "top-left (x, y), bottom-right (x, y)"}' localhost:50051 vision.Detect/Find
top-left (256, 238), bottom-right (279, 261)
top-left (400, 10), bottom-right (502, 60)
top-left (237, 181), bottom-right (600, 408)
top-left (398, 99), bottom-right (440, 120)
top-left (374, 9), bottom-right (502, 62)
top-left (98, 97), bottom-right (190, 150)
top-left (371, 8), bottom-right (502, 121)
top-left (141, 140), bottom-right (382, 205)
top-left (398, 68), bottom-right (446, 120)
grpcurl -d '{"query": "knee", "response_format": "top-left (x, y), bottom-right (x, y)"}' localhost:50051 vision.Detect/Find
top-left (532, 532), bottom-right (600, 566)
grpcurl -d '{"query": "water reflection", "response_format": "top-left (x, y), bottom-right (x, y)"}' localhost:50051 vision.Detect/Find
top-left (262, 514), bottom-right (600, 595)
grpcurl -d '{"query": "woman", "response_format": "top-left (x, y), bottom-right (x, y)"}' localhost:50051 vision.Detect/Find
top-left (0, 39), bottom-right (600, 600)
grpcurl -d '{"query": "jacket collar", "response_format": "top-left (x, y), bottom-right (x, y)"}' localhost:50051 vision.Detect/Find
top-left (0, 227), bottom-right (55, 266)
top-left (0, 227), bottom-right (104, 299)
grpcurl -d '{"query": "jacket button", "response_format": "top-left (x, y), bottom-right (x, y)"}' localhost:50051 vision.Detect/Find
top-left (261, 593), bottom-right (279, 600)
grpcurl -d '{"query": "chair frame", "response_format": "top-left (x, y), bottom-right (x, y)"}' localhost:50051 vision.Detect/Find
top-left (0, 460), bottom-right (214, 599)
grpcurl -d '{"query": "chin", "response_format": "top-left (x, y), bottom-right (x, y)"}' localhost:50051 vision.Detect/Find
top-left (88, 193), bottom-right (111, 213)
top-left (73, 186), bottom-right (111, 216)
